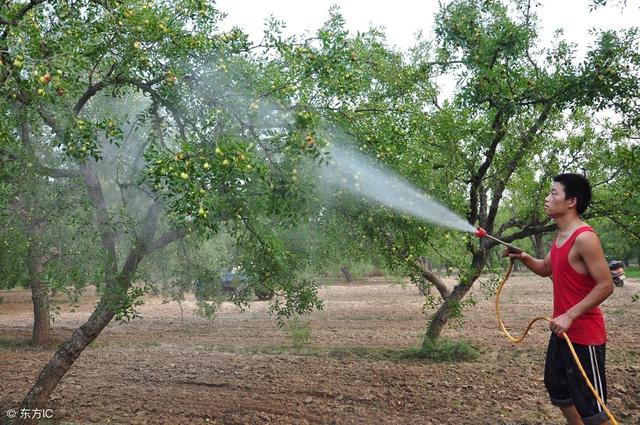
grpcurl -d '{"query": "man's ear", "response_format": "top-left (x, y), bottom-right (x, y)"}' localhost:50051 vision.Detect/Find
top-left (566, 196), bottom-right (577, 209)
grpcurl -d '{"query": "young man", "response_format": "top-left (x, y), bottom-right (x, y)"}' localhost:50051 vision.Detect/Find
top-left (508, 173), bottom-right (614, 425)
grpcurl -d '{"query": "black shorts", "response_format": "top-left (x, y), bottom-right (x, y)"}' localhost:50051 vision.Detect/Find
top-left (544, 333), bottom-right (608, 425)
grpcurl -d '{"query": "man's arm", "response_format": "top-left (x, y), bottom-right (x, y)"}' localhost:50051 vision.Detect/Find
top-left (549, 232), bottom-right (614, 336)
top-left (507, 250), bottom-right (551, 277)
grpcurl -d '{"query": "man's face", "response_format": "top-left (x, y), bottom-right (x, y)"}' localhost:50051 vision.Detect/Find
top-left (544, 182), bottom-right (573, 217)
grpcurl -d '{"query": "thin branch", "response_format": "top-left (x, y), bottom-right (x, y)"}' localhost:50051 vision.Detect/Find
top-left (416, 257), bottom-right (451, 299)
top-left (130, 80), bottom-right (186, 139)
top-left (144, 227), bottom-right (188, 255)
top-left (81, 162), bottom-right (118, 276)
top-left (74, 81), bottom-right (107, 114)
top-left (468, 109), bottom-right (509, 226)
top-left (485, 101), bottom-right (553, 232)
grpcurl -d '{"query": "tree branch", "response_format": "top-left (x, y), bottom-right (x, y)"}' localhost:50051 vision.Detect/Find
top-left (74, 81), bottom-right (107, 115)
top-left (81, 162), bottom-right (118, 277)
top-left (144, 227), bottom-right (188, 255)
top-left (485, 101), bottom-right (553, 232)
top-left (416, 257), bottom-right (451, 299)
top-left (129, 80), bottom-right (186, 139)
top-left (468, 109), bottom-right (509, 226)
top-left (487, 223), bottom-right (557, 250)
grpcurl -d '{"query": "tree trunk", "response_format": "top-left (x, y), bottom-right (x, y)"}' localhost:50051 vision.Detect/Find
top-left (30, 271), bottom-right (50, 347)
top-left (422, 251), bottom-right (486, 345)
top-left (531, 233), bottom-right (545, 259)
top-left (8, 161), bottom-right (181, 424)
top-left (13, 303), bottom-right (116, 424)
top-left (340, 266), bottom-right (354, 284)
top-left (28, 247), bottom-right (59, 346)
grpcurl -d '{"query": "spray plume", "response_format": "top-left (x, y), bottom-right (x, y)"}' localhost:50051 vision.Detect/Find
top-left (316, 127), bottom-right (476, 233)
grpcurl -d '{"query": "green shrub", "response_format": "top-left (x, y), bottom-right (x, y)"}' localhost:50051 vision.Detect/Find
top-left (284, 316), bottom-right (312, 347)
top-left (409, 338), bottom-right (480, 362)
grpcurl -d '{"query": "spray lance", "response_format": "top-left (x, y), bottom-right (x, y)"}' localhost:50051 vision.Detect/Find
top-left (474, 227), bottom-right (522, 255)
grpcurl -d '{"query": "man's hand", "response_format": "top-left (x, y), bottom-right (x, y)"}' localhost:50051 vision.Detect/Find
top-left (502, 248), bottom-right (551, 278)
top-left (502, 248), bottom-right (528, 261)
top-left (549, 312), bottom-right (574, 337)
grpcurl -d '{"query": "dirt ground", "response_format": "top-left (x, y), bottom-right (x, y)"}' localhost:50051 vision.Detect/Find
top-left (1, 274), bottom-right (639, 425)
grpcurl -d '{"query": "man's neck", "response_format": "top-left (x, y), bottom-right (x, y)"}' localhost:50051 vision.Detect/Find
top-left (554, 213), bottom-right (583, 233)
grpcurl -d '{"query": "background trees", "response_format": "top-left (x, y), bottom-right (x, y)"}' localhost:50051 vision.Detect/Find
top-left (0, 0), bottom-right (322, 416)
top-left (1, 0), bottom-right (638, 419)
top-left (257, 0), bottom-right (640, 342)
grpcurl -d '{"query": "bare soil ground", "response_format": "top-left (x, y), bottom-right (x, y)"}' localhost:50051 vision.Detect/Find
top-left (1, 274), bottom-right (639, 424)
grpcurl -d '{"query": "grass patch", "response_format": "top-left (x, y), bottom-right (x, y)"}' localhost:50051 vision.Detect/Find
top-left (609, 308), bottom-right (626, 317)
top-left (282, 316), bottom-right (312, 347)
top-left (0, 337), bottom-right (32, 350)
top-left (624, 266), bottom-right (640, 278)
top-left (223, 338), bottom-right (479, 363)
top-left (403, 338), bottom-right (480, 362)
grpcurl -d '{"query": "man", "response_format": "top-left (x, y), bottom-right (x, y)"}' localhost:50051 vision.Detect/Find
top-left (508, 173), bottom-right (614, 425)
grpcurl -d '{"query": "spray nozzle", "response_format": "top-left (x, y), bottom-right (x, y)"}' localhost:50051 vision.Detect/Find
top-left (473, 227), bottom-right (522, 254)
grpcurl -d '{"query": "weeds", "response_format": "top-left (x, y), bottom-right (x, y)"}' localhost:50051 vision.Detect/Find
top-left (283, 316), bottom-right (312, 347)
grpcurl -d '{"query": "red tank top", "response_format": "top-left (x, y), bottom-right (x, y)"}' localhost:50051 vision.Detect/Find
top-left (550, 226), bottom-right (607, 345)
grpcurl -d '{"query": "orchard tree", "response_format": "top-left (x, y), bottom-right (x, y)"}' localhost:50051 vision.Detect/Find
top-left (410, 0), bottom-right (639, 341)
top-left (3, 162), bottom-right (101, 346)
top-left (1, 0), bottom-right (322, 419)
top-left (265, 2), bottom-right (640, 344)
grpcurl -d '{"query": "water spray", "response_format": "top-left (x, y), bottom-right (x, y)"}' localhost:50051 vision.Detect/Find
top-left (474, 227), bottom-right (522, 254)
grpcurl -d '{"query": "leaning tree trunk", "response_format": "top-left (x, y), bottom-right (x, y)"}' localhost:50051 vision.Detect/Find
top-left (11, 237), bottom-right (153, 425)
top-left (5, 159), bottom-right (182, 424)
top-left (422, 251), bottom-right (486, 345)
top-left (14, 301), bottom-right (117, 424)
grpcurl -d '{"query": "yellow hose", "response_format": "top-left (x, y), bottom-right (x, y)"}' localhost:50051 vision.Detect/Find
top-left (495, 258), bottom-right (618, 425)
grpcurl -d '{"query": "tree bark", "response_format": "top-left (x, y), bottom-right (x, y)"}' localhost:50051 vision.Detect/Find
top-left (340, 266), bottom-right (354, 284)
top-left (531, 233), bottom-right (545, 259)
top-left (423, 251), bottom-right (486, 344)
top-left (14, 303), bottom-right (116, 424)
top-left (416, 256), bottom-right (450, 299)
top-left (29, 248), bottom-right (59, 346)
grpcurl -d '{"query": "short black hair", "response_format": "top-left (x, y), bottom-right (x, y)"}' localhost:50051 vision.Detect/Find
top-left (553, 173), bottom-right (592, 215)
